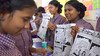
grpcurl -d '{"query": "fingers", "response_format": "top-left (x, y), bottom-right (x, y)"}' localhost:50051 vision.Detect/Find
top-left (71, 26), bottom-right (79, 39)
top-left (37, 48), bottom-right (47, 56)
top-left (31, 30), bottom-right (38, 34)
top-left (71, 26), bottom-right (79, 32)
top-left (42, 49), bottom-right (47, 56)
top-left (48, 22), bottom-right (57, 30)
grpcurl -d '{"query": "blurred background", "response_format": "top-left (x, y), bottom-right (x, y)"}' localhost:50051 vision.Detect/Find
top-left (34, 0), bottom-right (100, 29)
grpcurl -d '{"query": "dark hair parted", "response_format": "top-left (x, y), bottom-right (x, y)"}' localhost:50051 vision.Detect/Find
top-left (36, 6), bottom-right (45, 13)
top-left (0, 0), bottom-right (37, 15)
top-left (49, 0), bottom-right (63, 14)
top-left (65, 1), bottom-right (86, 19)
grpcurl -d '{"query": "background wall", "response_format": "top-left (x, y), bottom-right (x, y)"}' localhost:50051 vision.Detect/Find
top-left (34, 0), bottom-right (100, 29)
top-left (78, 0), bottom-right (100, 29)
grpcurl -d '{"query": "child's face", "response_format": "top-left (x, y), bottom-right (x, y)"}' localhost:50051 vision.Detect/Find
top-left (1, 7), bottom-right (36, 35)
top-left (64, 4), bottom-right (80, 22)
top-left (48, 4), bottom-right (58, 15)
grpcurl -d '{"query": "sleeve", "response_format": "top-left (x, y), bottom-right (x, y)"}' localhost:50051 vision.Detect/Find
top-left (86, 23), bottom-right (94, 30)
top-left (96, 18), bottom-right (100, 32)
top-left (59, 16), bottom-right (67, 24)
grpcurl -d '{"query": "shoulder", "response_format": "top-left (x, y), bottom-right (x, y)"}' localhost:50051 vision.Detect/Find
top-left (77, 19), bottom-right (94, 30)
top-left (58, 14), bottom-right (66, 19)
top-left (57, 15), bottom-right (66, 22)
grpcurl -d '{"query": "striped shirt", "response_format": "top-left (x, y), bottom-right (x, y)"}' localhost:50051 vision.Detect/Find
top-left (14, 29), bottom-right (33, 56)
top-left (46, 13), bottom-right (66, 47)
top-left (0, 33), bottom-right (22, 56)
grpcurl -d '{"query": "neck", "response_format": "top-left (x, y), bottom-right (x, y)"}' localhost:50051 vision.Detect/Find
top-left (53, 13), bottom-right (58, 18)
top-left (0, 24), bottom-right (7, 34)
top-left (70, 17), bottom-right (80, 23)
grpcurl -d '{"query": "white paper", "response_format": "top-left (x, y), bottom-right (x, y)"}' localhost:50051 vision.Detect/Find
top-left (70, 28), bottom-right (100, 56)
top-left (89, 32), bottom-right (100, 56)
top-left (37, 13), bottom-right (50, 39)
top-left (53, 24), bottom-right (75, 56)
top-left (30, 20), bottom-right (37, 32)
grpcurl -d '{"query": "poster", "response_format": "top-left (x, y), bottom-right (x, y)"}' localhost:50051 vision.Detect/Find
top-left (93, 0), bottom-right (100, 9)
top-left (78, 0), bottom-right (93, 16)
top-left (78, 0), bottom-right (93, 10)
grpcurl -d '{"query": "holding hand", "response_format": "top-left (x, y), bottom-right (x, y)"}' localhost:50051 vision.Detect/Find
top-left (48, 21), bottom-right (57, 30)
top-left (35, 48), bottom-right (47, 56)
top-left (71, 26), bottom-right (79, 40)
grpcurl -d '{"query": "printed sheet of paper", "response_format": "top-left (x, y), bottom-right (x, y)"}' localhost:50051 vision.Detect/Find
top-left (53, 24), bottom-right (74, 56)
top-left (37, 13), bottom-right (50, 39)
top-left (70, 28), bottom-right (100, 56)
top-left (30, 20), bottom-right (37, 32)
top-left (89, 31), bottom-right (100, 56)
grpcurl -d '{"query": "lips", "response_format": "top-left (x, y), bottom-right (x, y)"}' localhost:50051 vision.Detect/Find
top-left (65, 14), bottom-right (71, 18)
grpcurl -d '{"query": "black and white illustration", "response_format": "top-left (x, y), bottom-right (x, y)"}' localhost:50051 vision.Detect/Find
top-left (53, 24), bottom-right (74, 56)
top-left (89, 32), bottom-right (100, 56)
top-left (70, 35), bottom-right (92, 56)
top-left (70, 28), bottom-right (100, 56)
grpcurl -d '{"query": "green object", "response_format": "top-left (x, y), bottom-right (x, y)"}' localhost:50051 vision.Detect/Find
top-left (93, 0), bottom-right (100, 9)
top-left (43, 34), bottom-right (46, 38)
top-left (42, 41), bottom-right (47, 48)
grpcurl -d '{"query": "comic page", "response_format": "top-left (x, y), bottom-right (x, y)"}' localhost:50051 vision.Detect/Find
top-left (53, 24), bottom-right (74, 56)
top-left (70, 28), bottom-right (100, 56)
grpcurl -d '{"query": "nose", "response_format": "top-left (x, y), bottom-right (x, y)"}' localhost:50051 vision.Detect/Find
top-left (24, 22), bottom-right (30, 29)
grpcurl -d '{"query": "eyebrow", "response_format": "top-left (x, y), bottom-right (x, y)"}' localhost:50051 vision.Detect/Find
top-left (24, 16), bottom-right (32, 20)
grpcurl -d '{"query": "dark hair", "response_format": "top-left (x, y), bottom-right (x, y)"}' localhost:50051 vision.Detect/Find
top-left (49, 0), bottom-right (63, 14)
top-left (0, 0), bottom-right (37, 15)
top-left (36, 6), bottom-right (45, 13)
top-left (65, 1), bottom-right (86, 19)
top-left (35, 6), bottom-right (45, 18)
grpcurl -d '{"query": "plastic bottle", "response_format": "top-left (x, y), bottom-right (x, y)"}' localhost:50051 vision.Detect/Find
top-left (41, 35), bottom-right (53, 56)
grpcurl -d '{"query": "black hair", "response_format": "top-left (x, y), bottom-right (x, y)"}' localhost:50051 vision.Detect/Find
top-left (0, 0), bottom-right (37, 15)
top-left (65, 0), bottom-right (86, 19)
top-left (36, 6), bottom-right (45, 13)
top-left (35, 6), bottom-right (45, 18)
top-left (49, 0), bottom-right (63, 14)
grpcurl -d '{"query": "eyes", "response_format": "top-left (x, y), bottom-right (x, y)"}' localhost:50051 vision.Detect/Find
top-left (23, 17), bottom-right (32, 22)
top-left (64, 8), bottom-right (72, 12)
top-left (49, 6), bottom-right (53, 9)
